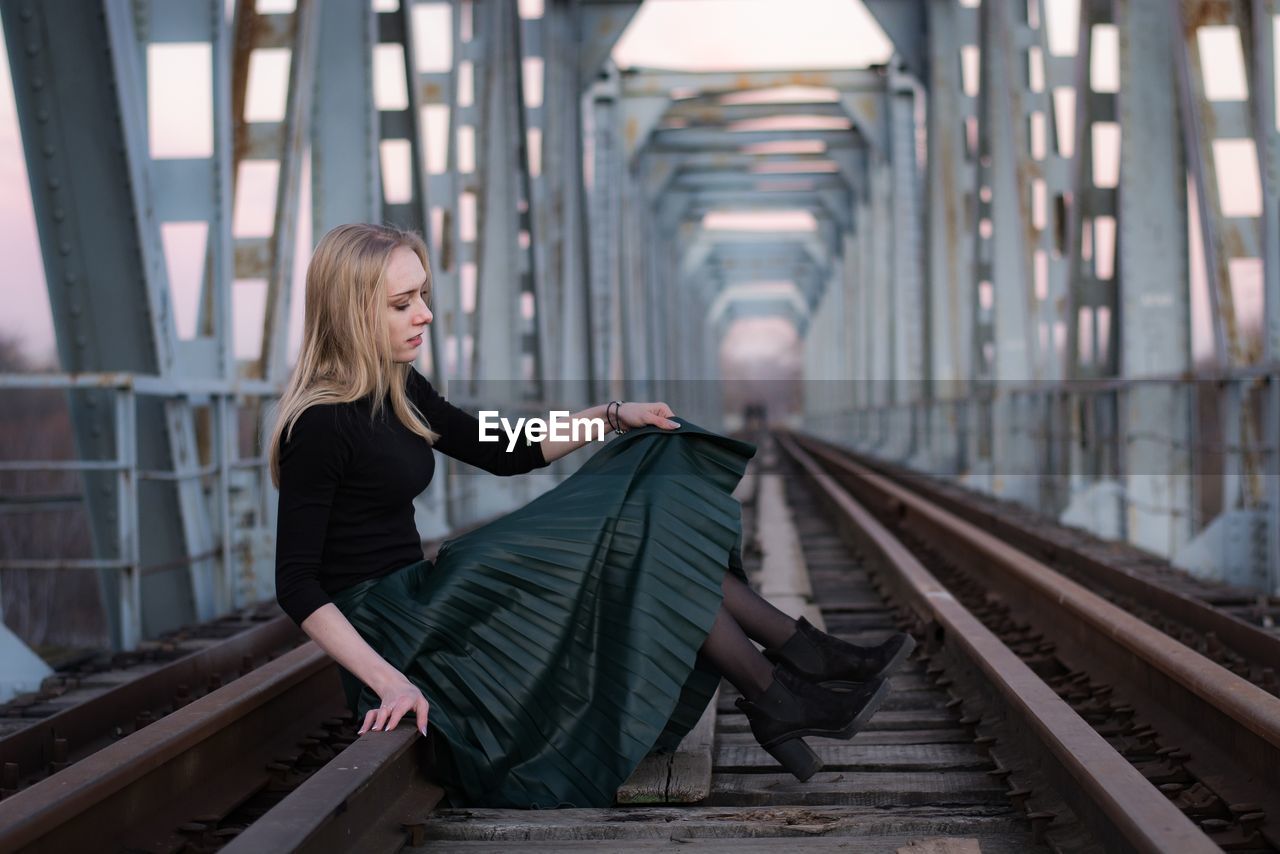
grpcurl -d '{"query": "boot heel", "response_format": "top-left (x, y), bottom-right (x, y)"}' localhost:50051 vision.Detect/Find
top-left (763, 736), bottom-right (823, 782)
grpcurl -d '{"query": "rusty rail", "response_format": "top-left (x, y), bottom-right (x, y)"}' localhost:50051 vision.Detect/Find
top-left (0, 615), bottom-right (302, 796)
top-left (787, 431), bottom-right (1280, 849)
top-left (0, 644), bottom-right (346, 852)
top-left (778, 432), bottom-right (1220, 854)
top-left (223, 727), bottom-right (443, 854)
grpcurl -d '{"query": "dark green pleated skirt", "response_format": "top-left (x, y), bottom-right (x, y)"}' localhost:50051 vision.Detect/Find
top-left (330, 418), bottom-right (755, 809)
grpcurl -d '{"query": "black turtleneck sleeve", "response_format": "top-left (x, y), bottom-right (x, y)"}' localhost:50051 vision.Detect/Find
top-left (406, 369), bottom-right (550, 476)
top-left (274, 370), bottom-right (551, 628)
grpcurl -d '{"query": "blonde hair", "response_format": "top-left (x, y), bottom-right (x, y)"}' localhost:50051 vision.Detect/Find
top-left (268, 223), bottom-right (440, 487)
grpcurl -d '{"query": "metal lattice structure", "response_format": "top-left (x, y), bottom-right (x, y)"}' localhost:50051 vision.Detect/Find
top-left (0, 0), bottom-right (1276, 702)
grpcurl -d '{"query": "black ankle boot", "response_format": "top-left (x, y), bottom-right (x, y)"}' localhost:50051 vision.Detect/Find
top-left (764, 617), bottom-right (916, 690)
top-left (735, 665), bottom-right (890, 781)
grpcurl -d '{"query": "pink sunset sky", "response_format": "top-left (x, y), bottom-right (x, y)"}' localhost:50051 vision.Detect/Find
top-left (0, 1), bottom-right (1261, 370)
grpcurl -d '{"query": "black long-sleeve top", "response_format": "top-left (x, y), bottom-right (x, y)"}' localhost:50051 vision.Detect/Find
top-left (273, 368), bottom-right (551, 627)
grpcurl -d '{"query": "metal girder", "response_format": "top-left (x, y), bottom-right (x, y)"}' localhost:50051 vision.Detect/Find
top-left (643, 151), bottom-right (850, 202)
top-left (619, 67), bottom-right (883, 99)
top-left (662, 100), bottom-right (849, 126)
top-left (312, 1), bottom-right (379, 236)
top-left (230, 1), bottom-right (318, 384)
top-left (1173, 0), bottom-right (1247, 367)
top-left (618, 89), bottom-right (669, 161)
top-left (862, 0), bottom-right (927, 79)
top-left (528, 0), bottom-right (594, 401)
top-left (2, 0), bottom-right (229, 646)
top-left (678, 190), bottom-right (853, 232)
top-left (1107, 0), bottom-right (1193, 558)
top-left (1168, 0), bottom-right (1276, 590)
top-left (377, 4), bottom-right (448, 384)
top-left (924, 0), bottom-right (971, 399)
top-left (671, 170), bottom-right (849, 194)
top-left (839, 90), bottom-right (889, 152)
top-left (979, 2), bottom-right (1036, 385)
top-left (698, 232), bottom-right (832, 270)
top-left (1249, 0), bottom-right (1280, 591)
top-left (649, 127), bottom-right (859, 153)
top-left (886, 67), bottom-right (925, 395)
top-left (680, 229), bottom-right (832, 288)
top-left (472, 0), bottom-right (534, 389)
top-left (579, 1), bottom-right (640, 89)
top-left (1063, 0), bottom-right (1119, 383)
top-left (709, 292), bottom-right (808, 328)
top-left (587, 69), bottom-right (622, 400)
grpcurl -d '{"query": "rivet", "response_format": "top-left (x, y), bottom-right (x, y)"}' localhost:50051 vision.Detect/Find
top-left (25, 43), bottom-right (38, 57)
top-left (75, 335), bottom-right (86, 348)
top-left (58, 241), bottom-right (71, 255)
top-left (36, 108), bottom-right (48, 123)
top-left (20, 8), bottom-right (33, 21)
top-left (53, 208), bottom-right (65, 221)
top-left (69, 304), bottom-right (80, 317)
top-left (42, 143), bottom-right (55, 157)
top-left (64, 271), bottom-right (76, 285)
top-left (47, 176), bottom-right (60, 190)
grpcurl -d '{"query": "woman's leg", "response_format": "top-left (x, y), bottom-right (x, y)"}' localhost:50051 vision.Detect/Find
top-left (720, 571), bottom-right (798, 649)
top-left (697, 604), bottom-right (776, 701)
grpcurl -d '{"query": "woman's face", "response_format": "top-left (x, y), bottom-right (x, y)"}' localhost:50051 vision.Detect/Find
top-left (384, 246), bottom-right (433, 363)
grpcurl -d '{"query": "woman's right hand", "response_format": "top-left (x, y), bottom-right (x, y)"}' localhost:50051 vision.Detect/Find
top-left (359, 672), bottom-right (430, 736)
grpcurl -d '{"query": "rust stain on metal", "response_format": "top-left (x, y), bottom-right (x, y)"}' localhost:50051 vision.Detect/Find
top-left (230, 3), bottom-right (267, 177)
top-left (439, 208), bottom-right (455, 272)
top-left (853, 93), bottom-right (879, 124)
top-left (785, 72), bottom-right (833, 88)
top-left (1182, 0), bottom-right (1234, 35)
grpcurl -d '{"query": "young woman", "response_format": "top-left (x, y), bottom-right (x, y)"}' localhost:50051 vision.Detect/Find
top-left (268, 223), bottom-right (913, 808)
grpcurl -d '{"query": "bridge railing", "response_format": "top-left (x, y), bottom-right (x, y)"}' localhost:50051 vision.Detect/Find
top-left (0, 372), bottom-right (276, 650)
top-left (806, 364), bottom-right (1280, 593)
top-left (0, 372), bottom-right (572, 651)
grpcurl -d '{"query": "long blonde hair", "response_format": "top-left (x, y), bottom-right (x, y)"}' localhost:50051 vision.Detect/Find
top-left (268, 223), bottom-right (440, 486)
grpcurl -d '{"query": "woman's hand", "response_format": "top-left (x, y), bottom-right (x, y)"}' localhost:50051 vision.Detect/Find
top-left (359, 671), bottom-right (430, 736)
top-left (618, 401), bottom-right (680, 431)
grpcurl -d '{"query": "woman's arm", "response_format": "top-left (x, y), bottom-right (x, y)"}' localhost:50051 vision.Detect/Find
top-left (275, 407), bottom-right (426, 735)
top-left (537, 401), bottom-right (680, 464)
top-left (301, 603), bottom-right (430, 735)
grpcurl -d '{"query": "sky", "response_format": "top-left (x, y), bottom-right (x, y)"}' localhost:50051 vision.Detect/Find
top-left (0, 0), bottom-right (1261, 370)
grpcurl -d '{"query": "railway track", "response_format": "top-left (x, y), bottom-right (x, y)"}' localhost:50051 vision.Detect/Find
top-left (2, 431), bottom-right (1277, 851)
top-left (818, 438), bottom-right (1280, 682)
top-left (783, 431), bottom-right (1280, 852)
top-left (0, 609), bottom-right (303, 799)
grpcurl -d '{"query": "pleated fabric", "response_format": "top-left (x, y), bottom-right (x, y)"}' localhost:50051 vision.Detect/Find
top-left (330, 418), bottom-right (756, 808)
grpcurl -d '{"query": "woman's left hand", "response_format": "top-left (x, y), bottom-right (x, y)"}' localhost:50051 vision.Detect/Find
top-left (618, 401), bottom-right (680, 431)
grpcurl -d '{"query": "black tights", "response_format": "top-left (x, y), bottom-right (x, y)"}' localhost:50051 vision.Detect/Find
top-left (696, 571), bottom-right (799, 701)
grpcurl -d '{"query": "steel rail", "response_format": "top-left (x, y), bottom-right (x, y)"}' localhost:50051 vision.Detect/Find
top-left (777, 432), bottom-right (1214, 854)
top-left (789, 431), bottom-right (1280, 847)
top-left (0, 614), bottom-right (302, 797)
top-left (223, 727), bottom-right (443, 854)
top-left (0, 643), bottom-right (345, 853)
